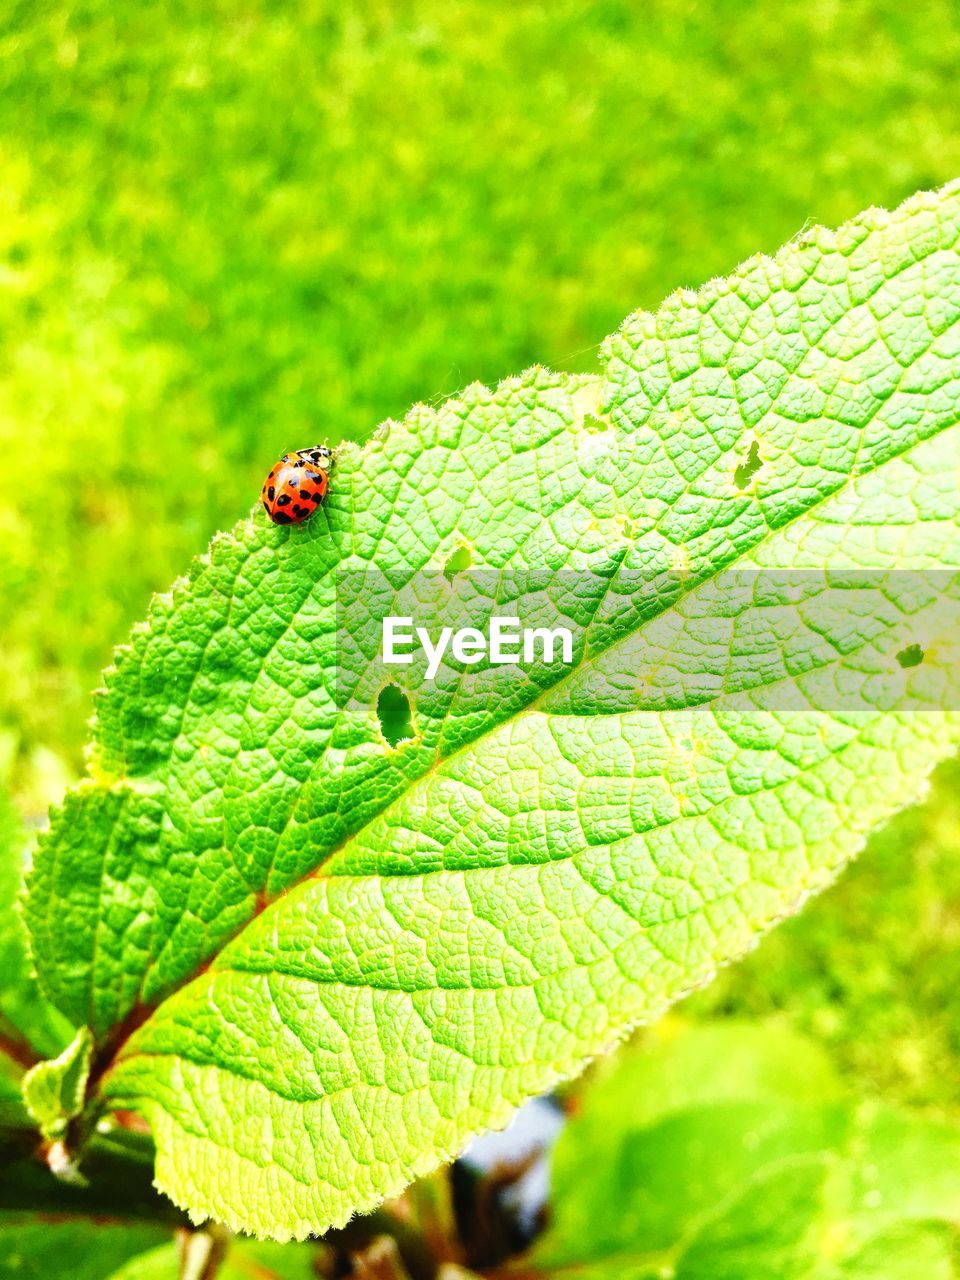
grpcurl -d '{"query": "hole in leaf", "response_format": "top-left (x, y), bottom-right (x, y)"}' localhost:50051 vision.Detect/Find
top-left (377, 683), bottom-right (415, 747)
top-left (443, 543), bottom-right (474, 582)
top-left (896, 643), bottom-right (925, 669)
top-left (582, 413), bottom-right (609, 432)
top-left (734, 440), bottom-right (763, 489)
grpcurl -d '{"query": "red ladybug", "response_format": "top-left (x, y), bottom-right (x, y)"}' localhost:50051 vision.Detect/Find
top-left (261, 446), bottom-right (333, 525)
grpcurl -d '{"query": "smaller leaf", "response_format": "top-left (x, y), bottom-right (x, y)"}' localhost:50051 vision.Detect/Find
top-left (521, 1021), bottom-right (960, 1279)
top-left (105, 1238), bottom-right (325, 1280)
top-left (0, 1215), bottom-right (167, 1280)
top-left (21, 1026), bottom-right (93, 1141)
top-left (102, 1244), bottom-right (180, 1280)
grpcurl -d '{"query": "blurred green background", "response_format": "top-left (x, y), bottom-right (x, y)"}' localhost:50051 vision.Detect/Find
top-left (1, 0), bottom-right (959, 1130)
top-left (3, 0), bottom-right (960, 792)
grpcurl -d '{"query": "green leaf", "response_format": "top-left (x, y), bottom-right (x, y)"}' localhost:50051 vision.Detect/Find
top-left (0, 1215), bottom-right (167, 1280)
top-left (26, 183), bottom-right (960, 1238)
top-left (21, 1026), bottom-right (93, 1141)
top-left (523, 1021), bottom-right (960, 1280)
top-left (101, 1244), bottom-right (180, 1280)
top-left (0, 789), bottom-right (71, 1096)
top-left (104, 1238), bottom-right (324, 1280)
top-left (688, 755), bottom-right (960, 1113)
top-left (539, 1018), bottom-right (845, 1259)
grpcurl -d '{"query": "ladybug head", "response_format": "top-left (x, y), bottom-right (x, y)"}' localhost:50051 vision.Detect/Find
top-left (295, 445), bottom-right (334, 470)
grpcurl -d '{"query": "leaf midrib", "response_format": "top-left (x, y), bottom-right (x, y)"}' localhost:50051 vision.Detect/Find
top-left (80, 260), bottom-right (957, 1051)
top-left (85, 410), bottom-right (956, 1057)
top-left (224, 316), bottom-right (960, 890)
top-left (287, 415), bottom-right (960, 878)
top-left (104, 688), bottom-right (928, 1105)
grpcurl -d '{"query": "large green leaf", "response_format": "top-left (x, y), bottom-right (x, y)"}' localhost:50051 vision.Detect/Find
top-left (522, 1021), bottom-right (960, 1279)
top-left (26, 183), bottom-right (960, 1238)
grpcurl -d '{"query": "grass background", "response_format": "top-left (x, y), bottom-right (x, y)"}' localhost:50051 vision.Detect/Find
top-left (1, 0), bottom-right (959, 1135)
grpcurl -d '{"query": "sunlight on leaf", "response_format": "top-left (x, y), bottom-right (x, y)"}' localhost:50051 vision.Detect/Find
top-left (23, 183), bottom-right (960, 1239)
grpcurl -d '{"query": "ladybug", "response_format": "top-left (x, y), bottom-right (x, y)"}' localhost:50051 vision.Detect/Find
top-left (261, 446), bottom-right (334, 525)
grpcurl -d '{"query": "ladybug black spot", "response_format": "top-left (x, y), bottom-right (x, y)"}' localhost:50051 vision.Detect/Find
top-left (273, 511), bottom-right (293, 525)
top-left (267, 486), bottom-right (275, 502)
top-left (299, 489), bottom-right (312, 500)
top-left (308, 490), bottom-right (322, 503)
top-left (293, 504), bottom-right (309, 518)
top-left (276, 493), bottom-right (292, 507)
top-left (304, 471), bottom-right (319, 483)
top-left (262, 499), bottom-right (270, 512)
